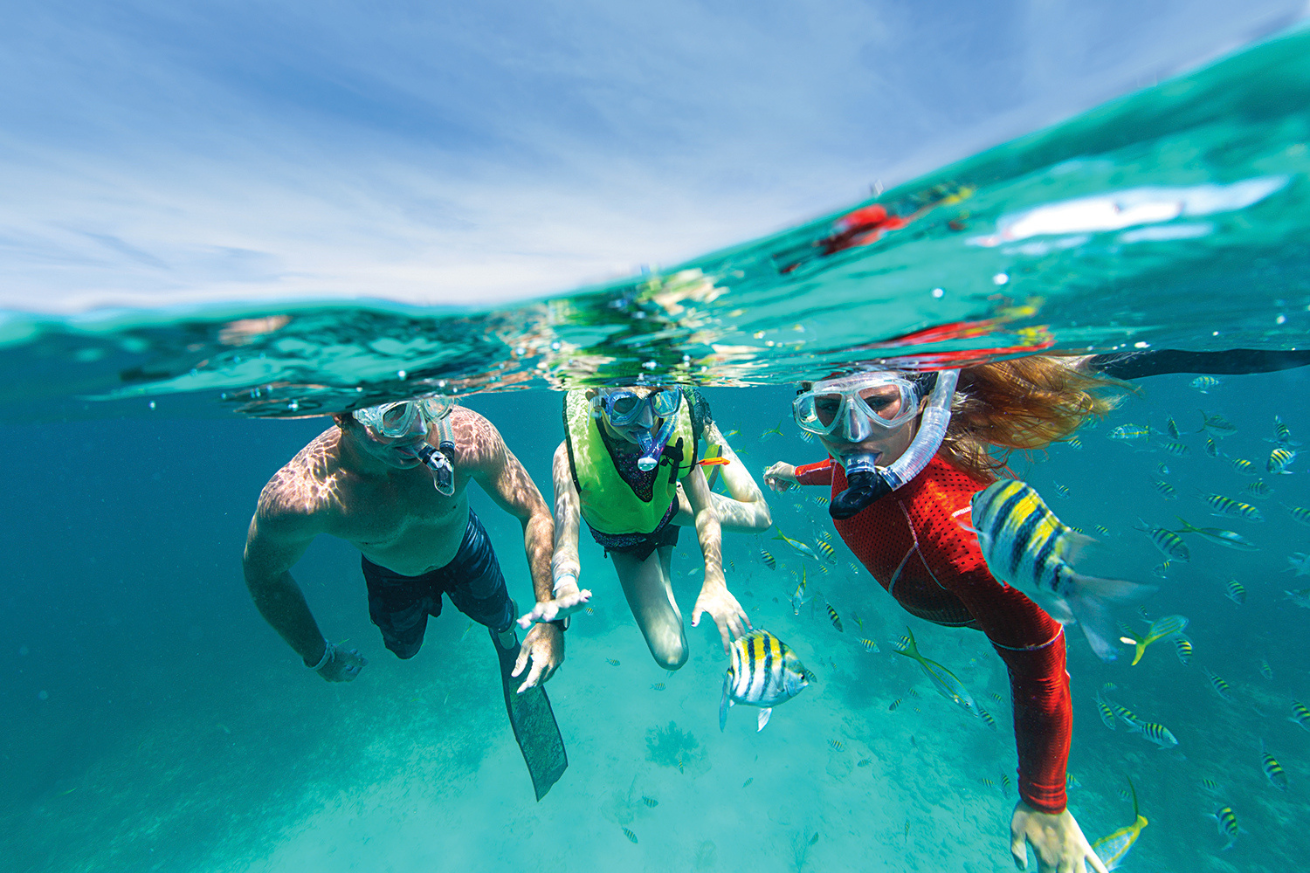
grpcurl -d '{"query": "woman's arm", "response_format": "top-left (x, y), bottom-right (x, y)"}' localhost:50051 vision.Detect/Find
top-left (683, 465), bottom-right (749, 653)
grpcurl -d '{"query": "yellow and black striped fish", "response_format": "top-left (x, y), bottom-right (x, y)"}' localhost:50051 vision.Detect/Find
top-left (828, 739), bottom-right (845, 751)
top-left (1199, 492), bottom-right (1264, 522)
top-left (888, 698), bottom-right (903, 712)
top-left (1230, 457), bottom-right (1256, 476)
top-left (970, 480), bottom-right (1155, 662)
top-left (1094, 693), bottom-right (1117, 730)
top-left (815, 540), bottom-right (836, 562)
top-left (858, 637), bottom-right (879, 653)
top-left (1173, 635), bottom-right (1194, 666)
top-left (1288, 505), bottom-right (1310, 526)
top-left (1268, 446), bottom-right (1297, 474)
top-left (1290, 701), bottom-right (1310, 732)
top-left (1202, 667), bottom-right (1233, 701)
top-left (1262, 749), bottom-right (1289, 790)
top-left (641, 795), bottom-right (658, 808)
top-left (1211, 806), bottom-right (1240, 850)
top-left (622, 827), bottom-right (639, 844)
top-left (759, 548), bottom-right (777, 570)
top-left (827, 604), bottom-right (844, 633)
top-left (1224, 579), bottom-right (1246, 605)
top-left (720, 629), bottom-right (810, 732)
top-left (1137, 522), bottom-right (1190, 562)
top-left (1128, 720), bottom-right (1178, 747)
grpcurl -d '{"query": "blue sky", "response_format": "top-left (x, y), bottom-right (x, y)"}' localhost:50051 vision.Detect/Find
top-left (0, 0), bottom-right (1304, 313)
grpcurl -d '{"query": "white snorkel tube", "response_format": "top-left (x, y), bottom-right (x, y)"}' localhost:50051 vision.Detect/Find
top-left (830, 369), bottom-right (960, 519)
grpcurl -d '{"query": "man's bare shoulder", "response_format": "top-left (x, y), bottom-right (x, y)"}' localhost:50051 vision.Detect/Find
top-left (255, 427), bottom-right (346, 528)
top-left (447, 406), bottom-right (507, 469)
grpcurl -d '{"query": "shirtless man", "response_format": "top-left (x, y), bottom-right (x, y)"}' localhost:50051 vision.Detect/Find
top-left (242, 396), bottom-right (574, 691)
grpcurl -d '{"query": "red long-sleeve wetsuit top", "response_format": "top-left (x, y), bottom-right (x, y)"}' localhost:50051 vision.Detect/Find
top-left (794, 454), bottom-right (1072, 813)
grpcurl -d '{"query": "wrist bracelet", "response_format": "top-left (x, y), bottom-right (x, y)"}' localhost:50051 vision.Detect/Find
top-left (552, 573), bottom-right (578, 596)
top-left (308, 640), bottom-right (333, 671)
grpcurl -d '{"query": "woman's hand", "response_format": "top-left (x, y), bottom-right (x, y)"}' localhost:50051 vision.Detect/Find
top-left (1009, 802), bottom-right (1108, 873)
top-left (692, 582), bottom-right (751, 654)
top-left (763, 462), bottom-right (799, 493)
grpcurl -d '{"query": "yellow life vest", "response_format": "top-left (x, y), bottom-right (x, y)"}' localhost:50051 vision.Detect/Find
top-left (563, 390), bottom-right (697, 535)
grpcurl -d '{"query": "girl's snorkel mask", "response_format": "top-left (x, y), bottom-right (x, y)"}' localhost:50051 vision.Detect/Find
top-left (794, 368), bottom-right (960, 519)
top-left (353, 397), bottom-right (458, 495)
top-left (592, 387), bottom-right (683, 472)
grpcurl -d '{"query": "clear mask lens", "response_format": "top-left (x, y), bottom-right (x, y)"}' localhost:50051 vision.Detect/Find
top-left (793, 377), bottom-right (919, 439)
top-left (601, 387), bottom-right (681, 426)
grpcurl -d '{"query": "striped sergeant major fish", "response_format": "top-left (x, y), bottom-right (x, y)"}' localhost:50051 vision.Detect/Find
top-left (1173, 635), bottom-right (1194, 665)
top-left (1197, 492), bottom-right (1264, 522)
top-left (1268, 446), bottom-right (1297, 474)
top-left (1211, 805), bottom-right (1241, 851)
top-left (1173, 518), bottom-right (1259, 552)
top-left (1273, 415), bottom-right (1301, 446)
top-left (1285, 505), bottom-right (1310, 526)
top-left (1092, 778), bottom-right (1148, 871)
top-left (1127, 719), bottom-right (1178, 748)
top-left (1094, 692), bottom-right (1117, 730)
top-left (1136, 521), bottom-right (1190, 562)
top-left (970, 481), bottom-right (1156, 662)
top-left (1261, 743), bottom-right (1289, 791)
top-left (1202, 667), bottom-right (1234, 702)
top-left (1290, 701), bottom-right (1310, 732)
top-left (719, 629), bottom-right (810, 732)
top-left (892, 626), bottom-right (977, 717)
top-left (1224, 579), bottom-right (1246, 605)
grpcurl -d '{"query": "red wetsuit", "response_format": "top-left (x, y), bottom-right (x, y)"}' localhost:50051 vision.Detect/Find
top-left (794, 454), bottom-right (1071, 813)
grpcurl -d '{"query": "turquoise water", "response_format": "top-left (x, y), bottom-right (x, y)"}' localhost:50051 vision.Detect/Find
top-left (4, 23), bottom-right (1310, 873)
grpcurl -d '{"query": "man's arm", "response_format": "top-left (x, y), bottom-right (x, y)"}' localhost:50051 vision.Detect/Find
top-left (242, 496), bottom-right (328, 666)
top-left (462, 413), bottom-right (555, 607)
top-left (461, 411), bottom-right (568, 690)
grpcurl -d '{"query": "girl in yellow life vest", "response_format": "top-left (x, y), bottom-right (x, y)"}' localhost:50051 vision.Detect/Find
top-left (520, 384), bottom-right (770, 668)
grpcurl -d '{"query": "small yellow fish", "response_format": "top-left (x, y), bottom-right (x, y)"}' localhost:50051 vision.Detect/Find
top-left (641, 795), bottom-right (658, 808)
top-left (651, 682), bottom-right (666, 691)
top-left (606, 658), bottom-right (620, 666)
top-left (622, 827), bottom-right (639, 844)
top-left (827, 604), bottom-right (844, 633)
top-left (828, 739), bottom-right (845, 751)
top-left (742, 777), bottom-right (753, 788)
top-left (858, 638), bottom-right (879, 653)
top-left (888, 698), bottom-right (903, 711)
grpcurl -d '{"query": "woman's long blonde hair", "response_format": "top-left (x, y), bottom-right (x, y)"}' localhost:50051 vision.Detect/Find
top-left (938, 356), bottom-right (1132, 480)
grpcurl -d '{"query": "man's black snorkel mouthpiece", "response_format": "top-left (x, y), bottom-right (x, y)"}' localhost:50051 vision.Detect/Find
top-left (829, 471), bottom-right (892, 520)
top-left (413, 442), bottom-right (456, 496)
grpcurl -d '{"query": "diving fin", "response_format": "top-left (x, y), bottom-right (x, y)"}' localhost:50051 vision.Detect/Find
top-left (491, 626), bottom-right (568, 801)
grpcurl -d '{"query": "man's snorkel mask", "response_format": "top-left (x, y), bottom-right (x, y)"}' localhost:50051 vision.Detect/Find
top-left (794, 368), bottom-right (960, 519)
top-left (591, 386), bottom-right (683, 472)
top-left (352, 397), bottom-right (458, 495)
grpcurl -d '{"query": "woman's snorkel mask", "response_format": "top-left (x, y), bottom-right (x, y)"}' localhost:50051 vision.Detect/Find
top-left (793, 368), bottom-right (960, 519)
top-left (352, 397), bottom-right (458, 495)
top-left (591, 387), bottom-right (683, 472)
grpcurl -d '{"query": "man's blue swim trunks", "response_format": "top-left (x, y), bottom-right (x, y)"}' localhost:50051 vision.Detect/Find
top-left (362, 509), bottom-right (514, 659)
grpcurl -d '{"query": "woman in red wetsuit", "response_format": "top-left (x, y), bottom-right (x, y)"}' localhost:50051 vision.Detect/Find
top-left (764, 357), bottom-right (1125, 873)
